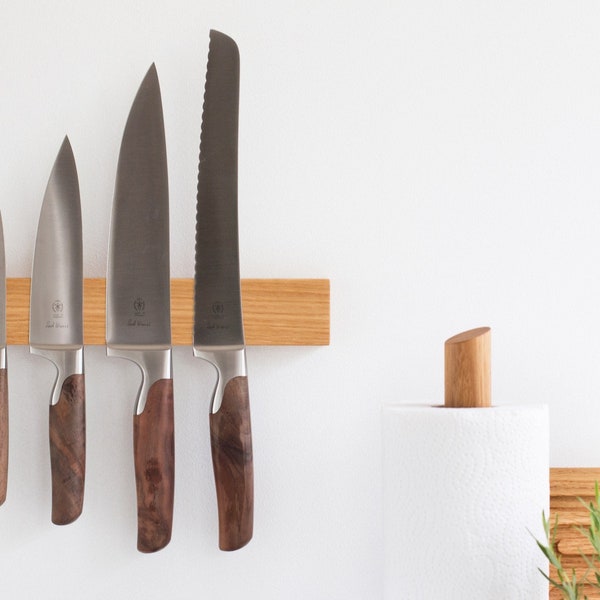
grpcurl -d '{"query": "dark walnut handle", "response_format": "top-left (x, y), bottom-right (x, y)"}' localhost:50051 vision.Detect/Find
top-left (0, 368), bottom-right (7, 506)
top-left (49, 374), bottom-right (85, 525)
top-left (133, 378), bottom-right (174, 553)
top-left (210, 375), bottom-right (253, 551)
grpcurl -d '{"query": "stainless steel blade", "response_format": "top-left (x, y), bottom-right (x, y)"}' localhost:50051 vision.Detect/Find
top-left (194, 30), bottom-right (244, 350)
top-left (0, 211), bottom-right (6, 352)
top-left (107, 63), bottom-right (171, 349)
top-left (30, 136), bottom-right (83, 349)
top-left (0, 211), bottom-right (6, 372)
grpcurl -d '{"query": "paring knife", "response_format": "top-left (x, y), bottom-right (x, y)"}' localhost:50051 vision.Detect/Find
top-left (30, 136), bottom-right (85, 525)
top-left (194, 30), bottom-right (254, 551)
top-left (106, 64), bottom-right (174, 553)
top-left (0, 212), bottom-right (7, 506)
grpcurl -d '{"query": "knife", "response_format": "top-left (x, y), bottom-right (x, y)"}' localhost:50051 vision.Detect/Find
top-left (30, 136), bottom-right (85, 525)
top-left (0, 212), bottom-right (7, 506)
top-left (106, 63), bottom-right (174, 553)
top-left (194, 30), bottom-right (254, 551)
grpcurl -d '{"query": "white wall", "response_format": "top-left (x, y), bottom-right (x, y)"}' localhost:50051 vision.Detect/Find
top-left (0, 1), bottom-right (598, 598)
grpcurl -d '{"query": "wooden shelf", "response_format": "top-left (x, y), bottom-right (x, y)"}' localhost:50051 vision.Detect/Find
top-left (6, 278), bottom-right (330, 346)
top-left (550, 468), bottom-right (600, 599)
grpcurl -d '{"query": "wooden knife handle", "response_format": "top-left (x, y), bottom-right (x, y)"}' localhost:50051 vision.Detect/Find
top-left (133, 378), bottom-right (174, 553)
top-left (0, 368), bottom-right (7, 506)
top-left (49, 373), bottom-right (85, 524)
top-left (210, 375), bottom-right (253, 551)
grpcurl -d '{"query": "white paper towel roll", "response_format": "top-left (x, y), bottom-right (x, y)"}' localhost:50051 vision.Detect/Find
top-left (382, 404), bottom-right (549, 600)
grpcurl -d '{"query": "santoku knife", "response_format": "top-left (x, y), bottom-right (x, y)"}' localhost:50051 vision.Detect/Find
top-left (106, 63), bottom-right (174, 553)
top-left (0, 212), bottom-right (7, 506)
top-left (194, 30), bottom-right (254, 551)
top-left (30, 136), bottom-right (85, 525)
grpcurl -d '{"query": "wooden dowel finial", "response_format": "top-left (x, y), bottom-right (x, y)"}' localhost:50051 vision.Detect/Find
top-left (444, 327), bottom-right (491, 408)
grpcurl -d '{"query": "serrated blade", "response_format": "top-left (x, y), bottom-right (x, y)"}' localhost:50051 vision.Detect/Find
top-left (194, 30), bottom-right (244, 350)
top-left (193, 30), bottom-right (253, 552)
top-left (107, 63), bottom-right (171, 349)
top-left (30, 136), bottom-right (82, 348)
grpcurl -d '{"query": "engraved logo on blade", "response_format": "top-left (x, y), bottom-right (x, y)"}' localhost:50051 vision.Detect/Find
top-left (46, 299), bottom-right (69, 329)
top-left (128, 297), bottom-right (151, 327)
top-left (52, 300), bottom-right (64, 317)
top-left (133, 297), bottom-right (146, 316)
top-left (202, 300), bottom-right (229, 332)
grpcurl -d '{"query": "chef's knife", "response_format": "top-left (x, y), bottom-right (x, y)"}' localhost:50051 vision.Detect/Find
top-left (194, 30), bottom-right (254, 551)
top-left (106, 63), bottom-right (174, 553)
top-left (0, 212), bottom-right (7, 506)
top-left (30, 136), bottom-right (85, 525)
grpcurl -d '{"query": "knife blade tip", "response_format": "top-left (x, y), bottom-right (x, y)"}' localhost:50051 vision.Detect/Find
top-left (209, 29), bottom-right (238, 51)
top-left (146, 62), bottom-right (158, 80)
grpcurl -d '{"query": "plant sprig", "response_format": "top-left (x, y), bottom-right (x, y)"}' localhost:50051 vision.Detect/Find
top-left (535, 511), bottom-right (583, 599)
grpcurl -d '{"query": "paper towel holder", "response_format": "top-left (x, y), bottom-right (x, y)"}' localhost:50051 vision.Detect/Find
top-left (444, 326), bottom-right (491, 408)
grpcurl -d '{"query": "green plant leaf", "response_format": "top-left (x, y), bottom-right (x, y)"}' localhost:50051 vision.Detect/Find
top-left (534, 509), bottom-right (585, 599)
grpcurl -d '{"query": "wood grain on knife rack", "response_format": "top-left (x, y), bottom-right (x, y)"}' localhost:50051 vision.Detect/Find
top-left (6, 278), bottom-right (330, 346)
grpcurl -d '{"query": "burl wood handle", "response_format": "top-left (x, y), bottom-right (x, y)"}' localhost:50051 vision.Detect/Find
top-left (0, 368), bottom-right (8, 506)
top-left (133, 378), bottom-right (174, 553)
top-left (210, 376), bottom-right (253, 551)
top-left (49, 374), bottom-right (85, 524)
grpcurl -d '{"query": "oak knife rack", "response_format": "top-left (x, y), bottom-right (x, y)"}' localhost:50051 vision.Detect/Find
top-left (5, 278), bottom-right (330, 346)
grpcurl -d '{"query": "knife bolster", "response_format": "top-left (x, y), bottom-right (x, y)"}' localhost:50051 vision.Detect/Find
top-left (193, 347), bottom-right (246, 413)
top-left (106, 347), bottom-right (172, 415)
top-left (30, 346), bottom-right (83, 406)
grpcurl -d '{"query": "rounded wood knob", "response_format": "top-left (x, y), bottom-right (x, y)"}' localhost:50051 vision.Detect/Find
top-left (444, 327), bottom-right (491, 408)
